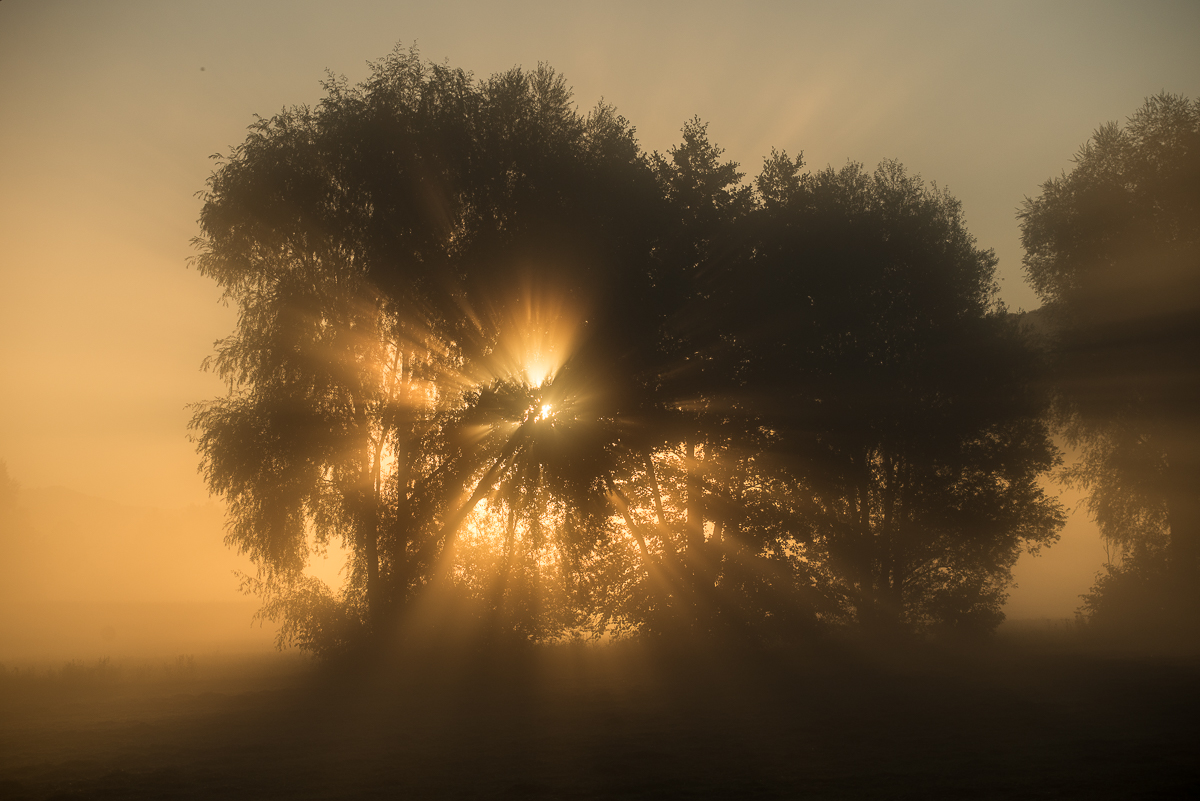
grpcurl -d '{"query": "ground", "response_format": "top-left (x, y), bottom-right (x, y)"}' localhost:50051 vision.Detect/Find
top-left (1, 634), bottom-right (1197, 799)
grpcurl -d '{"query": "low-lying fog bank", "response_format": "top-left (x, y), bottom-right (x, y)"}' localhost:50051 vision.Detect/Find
top-left (0, 601), bottom-right (276, 664)
top-left (2, 632), bottom-right (1198, 800)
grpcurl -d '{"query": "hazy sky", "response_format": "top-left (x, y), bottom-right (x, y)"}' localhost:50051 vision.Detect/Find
top-left (1, 0), bottom-right (1197, 615)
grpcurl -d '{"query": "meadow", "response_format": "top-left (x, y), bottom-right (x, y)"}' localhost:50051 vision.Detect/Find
top-left (2, 629), bottom-right (1196, 799)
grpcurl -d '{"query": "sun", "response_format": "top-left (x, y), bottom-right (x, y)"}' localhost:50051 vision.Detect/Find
top-left (538, 403), bottom-right (553, 421)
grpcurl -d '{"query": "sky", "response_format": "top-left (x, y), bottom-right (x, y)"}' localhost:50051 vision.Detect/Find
top-left (1, 0), bottom-right (1197, 618)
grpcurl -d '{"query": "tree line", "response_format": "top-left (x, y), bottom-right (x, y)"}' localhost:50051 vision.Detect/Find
top-left (1020, 92), bottom-right (1200, 636)
top-left (189, 46), bottom-right (1196, 654)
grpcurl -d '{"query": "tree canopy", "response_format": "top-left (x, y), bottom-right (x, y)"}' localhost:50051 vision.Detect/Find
top-left (731, 158), bottom-right (1062, 633)
top-left (191, 46), bottom-right (1063, 653)
top-left (1019, 93), bottom-right (1200, 629)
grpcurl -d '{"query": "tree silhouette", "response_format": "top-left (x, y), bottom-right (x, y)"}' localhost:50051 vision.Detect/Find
top-left (191, 47), bottom-right (669, 649)
top-left (192, 46), bottom-right (1066, 651)
top-left (701, 157), bottom-right (1065, 634)
top-left (1020, 93), bottom-right (1200, 626)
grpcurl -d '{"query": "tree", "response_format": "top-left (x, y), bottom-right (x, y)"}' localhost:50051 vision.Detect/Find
top-left (629, 118), bottom-right (757, 627)
top-left (1019, 93), bottom-right (1200, 622)
top-left (191, 47), bottom-right (669, 651)
top-left (724, 157), bottom-right (1065, 634)
top-left (193, 45), bottom-right (1067, 651)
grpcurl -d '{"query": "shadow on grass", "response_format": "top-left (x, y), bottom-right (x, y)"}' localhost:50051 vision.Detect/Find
top-left (1, 629), bottom-right (1197, 799)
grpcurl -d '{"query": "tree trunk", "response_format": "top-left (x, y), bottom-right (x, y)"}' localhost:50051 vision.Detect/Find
top-left (685, 436), bottom-right (714, 625)
top-left (363, 437), bottom-right (384, 632)
top-left (644, 451), bottom-right (669, 530)
top-left (685, 437), bottom-right (704, 555)
top-left (413, 423), bottom-right (529, 568)
top-left (364, 501), bottom-right (380, 629)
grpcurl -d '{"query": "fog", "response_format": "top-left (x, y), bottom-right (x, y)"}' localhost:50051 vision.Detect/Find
top-left (0, 462), bottom-right (1108, 666)
top-left (0, 474), bottom-right (276, 662)
top-left (4, 1), bottom-right (1194, 663)
top-left (1, 3), bottom-right (1198, 797)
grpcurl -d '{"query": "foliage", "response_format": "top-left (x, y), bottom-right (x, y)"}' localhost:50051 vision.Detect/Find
top-left (191, 45), bottom-right (1065, 652)
top-left (1019, 93), bottom-right (1200, 615)
top-left (725, 159), bottom-right (1064, 633)
top-left (1079, 543), bottom-right (1174, 637)
top-left (192, 46), bottom-right (670, 650)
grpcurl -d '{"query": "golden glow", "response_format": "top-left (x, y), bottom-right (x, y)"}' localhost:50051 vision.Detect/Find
top-left (393, 279), bottom-right (593, 603)
top-left (477, 277), bottom-right (584, 388)
top-left (11, 4), bottom-right (1192, 658)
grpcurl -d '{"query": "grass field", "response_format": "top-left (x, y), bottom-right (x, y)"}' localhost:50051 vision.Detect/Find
top-left (1, 632), bottom-right (1197, 799)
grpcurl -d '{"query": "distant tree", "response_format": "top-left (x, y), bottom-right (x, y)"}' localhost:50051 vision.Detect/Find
top-left (1019, 93), bottom-right (1200, 620)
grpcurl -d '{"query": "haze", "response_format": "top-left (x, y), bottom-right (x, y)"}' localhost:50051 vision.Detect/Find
top-left (1, 0), bottom-right (1197, 659)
